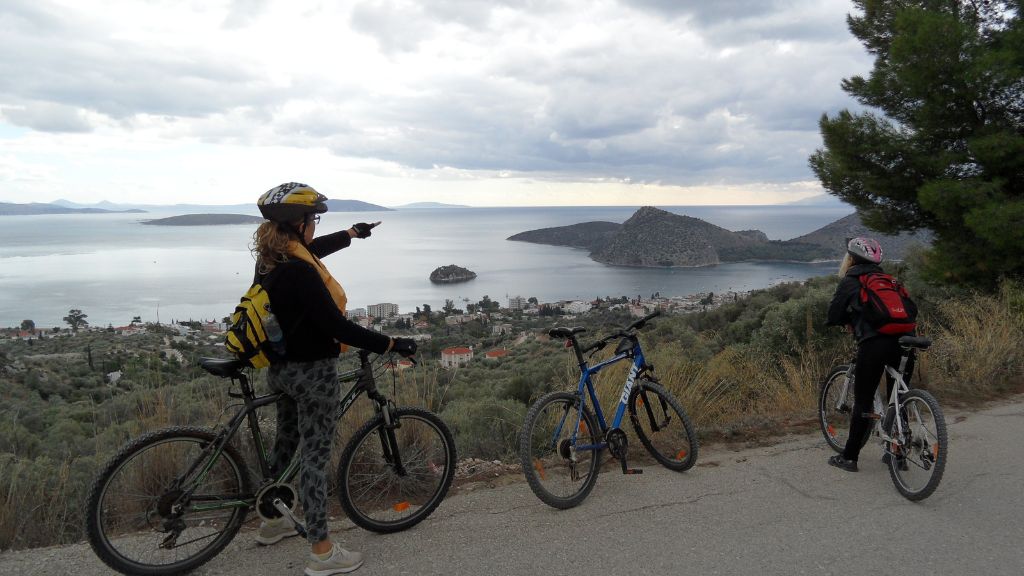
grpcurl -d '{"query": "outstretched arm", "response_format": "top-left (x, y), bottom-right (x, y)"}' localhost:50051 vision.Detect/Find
top-left (309, 222), bottom-right (380, 258)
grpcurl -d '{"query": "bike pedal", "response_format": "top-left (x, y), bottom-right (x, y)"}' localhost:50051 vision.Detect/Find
top-left (623, 468), bottom-right (643, 475)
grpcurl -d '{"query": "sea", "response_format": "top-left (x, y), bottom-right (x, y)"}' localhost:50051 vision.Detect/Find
top-left (0, 205), bottom-right (854, 328)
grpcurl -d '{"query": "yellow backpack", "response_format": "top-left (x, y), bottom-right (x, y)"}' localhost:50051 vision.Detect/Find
top-left (224, 273), bottom-right (285, 368)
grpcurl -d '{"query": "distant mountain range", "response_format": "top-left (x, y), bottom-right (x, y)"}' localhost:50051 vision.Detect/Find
top-left (0, 202), bottom-right (146, 215)
top-left (0, 199), bottom-right (392, 215)
top-left (508, 206), bottom-right (931, 266)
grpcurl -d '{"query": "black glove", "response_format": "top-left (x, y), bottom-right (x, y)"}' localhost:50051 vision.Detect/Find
top-left (351, 221), bottom-right (379, 239)
top-left (392, 337), bottom-right (417, 358)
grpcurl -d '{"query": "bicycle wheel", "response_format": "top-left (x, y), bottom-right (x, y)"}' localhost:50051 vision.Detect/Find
top-left (337, 407), bottom-right (456, 533)
top-left (628, 378), bottom-right (698, 471)
top-left (819, 365), bottom-right (869, 453)
top-left (519, 391), bottom-right (602, 509)
top-left (885, 389), bottom-right (948, 501)
top-left (86, 427), bottom-right (252, 576)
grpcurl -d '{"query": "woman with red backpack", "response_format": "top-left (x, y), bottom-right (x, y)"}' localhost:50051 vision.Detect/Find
top-left (825, 237), bottom-right (916, 472)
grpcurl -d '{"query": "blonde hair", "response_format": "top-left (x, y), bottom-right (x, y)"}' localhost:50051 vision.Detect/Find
top-left (252, 221), bottom-right (297, 274)
top-left (838, 253), bottom-right (855, 277)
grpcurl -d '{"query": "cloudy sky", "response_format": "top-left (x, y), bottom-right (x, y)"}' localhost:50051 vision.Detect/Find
top-left (0, 0), bottom-right (871, 207)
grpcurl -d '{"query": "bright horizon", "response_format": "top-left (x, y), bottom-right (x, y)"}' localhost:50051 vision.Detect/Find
top-left (0, 1), bottom-right (870, 208)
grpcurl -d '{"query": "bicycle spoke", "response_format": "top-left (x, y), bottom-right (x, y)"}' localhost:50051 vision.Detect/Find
top-left (87, 429), bottom-right (250, 574)
top-left (339, 409), bottom-right (454, 531)
top-left (629, 380), bottom-right (698, 471)
top-left (519, 392), bottom-right (600, 509)
top-left (887, 391), bottom-right (947, 501)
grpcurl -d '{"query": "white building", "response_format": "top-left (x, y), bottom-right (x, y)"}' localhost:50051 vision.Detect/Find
top-left (367, 303), bottom-right (399, 318)
top-left (564, 301), bottom-right (592, 314)
top-left (347, 308), bottom-right (367, 318)
top-left (440, 346), bottom-right (473, 368)
top-left (508, 295), bottom-right (527, 311)
top-left (491, 323), bottom-right (514, 336)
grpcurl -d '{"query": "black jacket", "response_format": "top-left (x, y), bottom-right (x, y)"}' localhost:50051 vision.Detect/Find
top-left (261, 231), bottom-right (391, 362)
top-left (826, 262), bottom-right (885, 343)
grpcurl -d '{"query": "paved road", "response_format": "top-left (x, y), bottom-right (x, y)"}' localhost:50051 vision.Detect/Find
top-left (3, 397), bottom-right (1022, 576)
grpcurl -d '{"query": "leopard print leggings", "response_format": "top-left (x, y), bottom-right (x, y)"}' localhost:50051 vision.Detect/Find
top-left (267, 358), bottom-right (339, 544)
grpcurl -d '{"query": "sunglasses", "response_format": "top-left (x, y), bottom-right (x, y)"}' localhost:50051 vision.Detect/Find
top-left (307, 214), bottom-right (321, 225)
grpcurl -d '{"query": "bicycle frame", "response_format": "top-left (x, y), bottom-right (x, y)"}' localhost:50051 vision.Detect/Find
top-left (175, 358), bottom-right (381, 515)
top-left (548, 332), bottom-right (651, 461)
top-left (830, 349), bottom-right (916, 449)
top-left (559, 337), bottom-right (648, 454)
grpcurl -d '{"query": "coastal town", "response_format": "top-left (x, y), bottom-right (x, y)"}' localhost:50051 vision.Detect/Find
top-left (2, 289), bottom-right (749, 372)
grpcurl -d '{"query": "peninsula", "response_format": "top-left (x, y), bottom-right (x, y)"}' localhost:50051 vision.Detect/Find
top-left (508, 206), bottom-right (930, 267)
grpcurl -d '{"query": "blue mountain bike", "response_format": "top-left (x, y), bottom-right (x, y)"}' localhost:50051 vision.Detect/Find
top-left (519, 311), bottom-right (698, 508)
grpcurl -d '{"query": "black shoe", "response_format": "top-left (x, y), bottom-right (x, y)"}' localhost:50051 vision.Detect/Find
top-left (828, 454), bottom-right (858, 472)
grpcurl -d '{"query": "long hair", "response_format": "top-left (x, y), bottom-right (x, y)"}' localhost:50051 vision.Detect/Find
top-left (252, 221), bottom-right (297, 274)
top-left (837, 253), bottom-right (855, 277)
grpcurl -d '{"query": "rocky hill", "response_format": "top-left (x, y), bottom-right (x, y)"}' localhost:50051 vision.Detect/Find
top-left (591, 207), bottom-right (759, 266)
top-left (508, 206), bottom-right (931, 267)
top-left (790, 213), bottom-right (932, 260)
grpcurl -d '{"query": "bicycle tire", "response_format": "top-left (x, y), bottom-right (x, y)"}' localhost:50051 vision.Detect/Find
top-left (519, 391), bottom-right (602, 509)
top-left (86, 427), bottom-right (252, 576)
top-left (885, 389), bottom-right (947, 501)
top-left (337, 407), bottom-right (456, 533)
top-left (818, 365), bottom-right (870, 453)
top-left (628, 378), bottom-right (698, 471)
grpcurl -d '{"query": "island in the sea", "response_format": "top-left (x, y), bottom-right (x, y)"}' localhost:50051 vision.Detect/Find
top-left (141, 214), bottom-right (265, 226)
top-left (508, 206), bottom-right (931, 267)
top-left (430, 265), bottom-right (477, 284)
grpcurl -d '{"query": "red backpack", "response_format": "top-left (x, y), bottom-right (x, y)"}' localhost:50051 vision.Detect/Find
top-left (858, 272), bottom-right (918, 334)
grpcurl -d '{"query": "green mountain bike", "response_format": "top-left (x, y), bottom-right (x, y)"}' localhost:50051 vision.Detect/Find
top-left (86, 350), bottom-right (455, 576)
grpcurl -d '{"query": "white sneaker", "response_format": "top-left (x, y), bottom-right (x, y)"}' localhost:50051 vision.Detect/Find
top-left (255, 517), bottom-right (299, 545)
top-left (304, 543), bottom-right (364, 575)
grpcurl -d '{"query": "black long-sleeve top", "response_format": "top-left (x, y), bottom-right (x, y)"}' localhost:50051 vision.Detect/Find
top-left (261, 230), bottom-right (391, 362)
top-left (826, 262), bottom-right (884, 343)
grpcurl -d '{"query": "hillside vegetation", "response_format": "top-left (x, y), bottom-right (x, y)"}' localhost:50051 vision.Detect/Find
top-left (1, 267), bottom-right (1022, 551)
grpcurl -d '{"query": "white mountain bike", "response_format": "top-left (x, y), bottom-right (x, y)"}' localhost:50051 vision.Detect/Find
top-left (818, 336), bottom-right (947, 501)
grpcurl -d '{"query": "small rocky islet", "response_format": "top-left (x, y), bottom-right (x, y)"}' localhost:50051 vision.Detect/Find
top-left (429, 265), bottom-right (477, 284)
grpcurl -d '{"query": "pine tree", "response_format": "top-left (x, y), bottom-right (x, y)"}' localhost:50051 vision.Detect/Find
top-left (810, 0), bottom-right (1023, 288)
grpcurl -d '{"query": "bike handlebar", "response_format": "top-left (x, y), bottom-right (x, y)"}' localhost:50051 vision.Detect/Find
top-left (627, 310), bottom-right (661, 331)
top-left (573, 311), bottom-right (661, 355)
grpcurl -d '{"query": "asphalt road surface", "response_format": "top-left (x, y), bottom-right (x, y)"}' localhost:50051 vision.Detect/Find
top-left (2, 396), bottom-right (1021, 576)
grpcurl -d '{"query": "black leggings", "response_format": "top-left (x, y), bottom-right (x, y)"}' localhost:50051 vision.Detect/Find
top-left (842, 335), bottom-right (905, 462)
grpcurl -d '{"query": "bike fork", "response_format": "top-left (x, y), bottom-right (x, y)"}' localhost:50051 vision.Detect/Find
top-left (375, 401), bottom-right (407, 476)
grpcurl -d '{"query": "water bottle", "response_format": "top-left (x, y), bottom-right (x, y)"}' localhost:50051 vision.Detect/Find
top-left (262, 310), bottom-right (286, 355)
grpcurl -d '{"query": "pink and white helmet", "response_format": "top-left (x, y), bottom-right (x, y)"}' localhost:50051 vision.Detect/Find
top-left (847, 237), bottom-right (883, 264)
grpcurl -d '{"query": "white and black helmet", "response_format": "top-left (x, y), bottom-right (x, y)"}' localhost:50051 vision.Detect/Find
top-left (847, 237), bottom-right (883, 264)
top-left (257, 182), bottom-right (328, 223)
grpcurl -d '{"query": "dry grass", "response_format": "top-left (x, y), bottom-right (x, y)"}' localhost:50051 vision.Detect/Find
top-left (923, 283), bottom-right (1024, 400)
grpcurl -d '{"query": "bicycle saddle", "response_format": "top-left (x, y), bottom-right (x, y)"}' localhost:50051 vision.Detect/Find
top-left (897, 336), bottom-right (932, 350)
top-left (549, 326), bottom-right (586, 338)
top-left (199, 357), bottom-right (247, 377)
